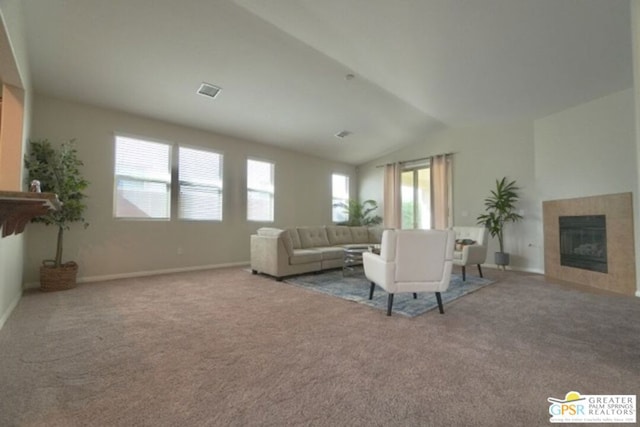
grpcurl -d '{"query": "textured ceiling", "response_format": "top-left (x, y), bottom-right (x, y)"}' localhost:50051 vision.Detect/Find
top-left (21, 0), bottom-right (633, 165)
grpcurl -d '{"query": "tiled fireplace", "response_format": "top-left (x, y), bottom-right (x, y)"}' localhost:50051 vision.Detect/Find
top-left (542, 192), bottom-right (636, 296)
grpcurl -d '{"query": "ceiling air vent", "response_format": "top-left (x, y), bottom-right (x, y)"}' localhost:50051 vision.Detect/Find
top-left (197, 82), bottom-right (222, 99)
top-left (334, 130), bottom-right (351, 139)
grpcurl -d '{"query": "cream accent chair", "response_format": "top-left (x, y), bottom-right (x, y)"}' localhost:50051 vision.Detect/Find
top-left (452, 226), bottom-right (488, 281)
top-left (363, 229), bottom-right (455, 316)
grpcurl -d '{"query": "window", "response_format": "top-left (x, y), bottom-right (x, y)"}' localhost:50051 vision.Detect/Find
top-left (401, 163), bottom-right (431, 229)
top-left (114, 136), bottom-right (224, 221)
top-left (332, 174), bottom-right (349, 223)
top-left (247, 159), bottom-right (274, 222)
top-left (114, 135), bottom-right (171, 219)
top-left (179, 147), bottom-right (223, 221)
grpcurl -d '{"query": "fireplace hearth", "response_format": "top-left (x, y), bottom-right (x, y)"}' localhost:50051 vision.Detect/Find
top-left (542, 192), bottom-right (636, 296)
top-left (559, 215), bottom-right (607, 273)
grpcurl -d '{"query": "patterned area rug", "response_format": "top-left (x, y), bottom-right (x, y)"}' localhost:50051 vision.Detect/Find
top-left (283, 268), bottom-right (495, 317)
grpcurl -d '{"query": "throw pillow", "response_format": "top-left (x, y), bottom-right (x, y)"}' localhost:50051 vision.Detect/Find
top-left (455, 239), bottom-right (476, 251)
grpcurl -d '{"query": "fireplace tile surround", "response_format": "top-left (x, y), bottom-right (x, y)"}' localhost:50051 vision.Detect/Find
top-left (543, 192), bottom-right (636, 296)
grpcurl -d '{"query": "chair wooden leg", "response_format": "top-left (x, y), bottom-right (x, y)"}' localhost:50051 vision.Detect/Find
top-left (369, 282), bottom-right (375, 300)
top-left (413, 293), bottom-right (417, 299)
top-left (461, 266), bottom-right (466, 281)
top-left (387, 294), bottom-right (394, 316)
top-left (435, 292), bottom-right (444, 314)
top-left (477, 264), bottom-right (483, 278)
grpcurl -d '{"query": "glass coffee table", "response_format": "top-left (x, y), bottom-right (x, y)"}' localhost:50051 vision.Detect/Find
top-left (342, 246), bottom-right (369, 276)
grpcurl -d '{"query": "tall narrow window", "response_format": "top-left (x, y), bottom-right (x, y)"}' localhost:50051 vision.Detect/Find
top-left (332, 174), bottom-right (350, 223)
top-left (114, 135), bottom-right (171, 219)
top-left (401, 163), bottom-right (431, 229)
top-left (179, 147), bottom-right (223, 221)
top-left (247, 159), bottom-right (274, 222)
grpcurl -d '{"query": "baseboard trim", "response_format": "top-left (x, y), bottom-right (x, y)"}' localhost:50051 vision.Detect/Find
top-left (0, 290), bottom-right (23, 331)
top-left (23, 261), bottom-right (250, 288)
top-left (80, 261), bottom-right (250, 283)
top-left (481, 264), bottom-right (544, 275)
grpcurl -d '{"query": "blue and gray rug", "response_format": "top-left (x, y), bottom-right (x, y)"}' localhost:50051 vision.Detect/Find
top-left (284, 269), bottom-right (495, 317)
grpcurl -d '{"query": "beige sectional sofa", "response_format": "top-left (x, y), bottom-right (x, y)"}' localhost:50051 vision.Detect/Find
top-left (250, 225), bottom-right (383, 280)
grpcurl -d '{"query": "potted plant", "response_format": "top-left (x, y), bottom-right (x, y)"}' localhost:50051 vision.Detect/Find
top-left (333, 199), bottom-right (382, 226)
top-left (476, 177), bottom-right (522, 268)
top-left (24, 139), bottom-right (89, 291)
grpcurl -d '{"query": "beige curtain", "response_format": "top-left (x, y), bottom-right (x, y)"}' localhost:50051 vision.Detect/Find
top-left (430, 154), bottom-right (452, 230)
top-left (383, 163), bottom-right (401, 229)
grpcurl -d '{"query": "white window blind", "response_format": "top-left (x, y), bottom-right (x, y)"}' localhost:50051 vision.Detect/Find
top-left (247, 159), bottom-right (274, 222)
top-left (332, 174), bottom-right (349, 222)
top-left (114, 136), bottom-right (171, 219)
top-left (179, 147), bottom-right (223, 221)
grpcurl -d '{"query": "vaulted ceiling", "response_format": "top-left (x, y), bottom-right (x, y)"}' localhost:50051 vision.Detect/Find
top-left (21, 0), bottom-right (633, 165)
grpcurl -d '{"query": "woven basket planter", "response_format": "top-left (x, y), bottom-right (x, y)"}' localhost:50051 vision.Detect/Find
top-left (40, 261), bottom-right (78, 292)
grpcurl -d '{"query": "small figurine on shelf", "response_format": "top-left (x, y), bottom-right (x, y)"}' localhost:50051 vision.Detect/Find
top-left (30, 180), bottom-right (41, 193)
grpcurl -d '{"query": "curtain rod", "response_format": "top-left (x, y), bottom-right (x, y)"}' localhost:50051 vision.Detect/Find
top-left (374, 152), bottom-right (455, 169)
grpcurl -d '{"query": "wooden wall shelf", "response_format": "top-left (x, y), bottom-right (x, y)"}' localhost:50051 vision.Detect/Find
top-left (0, 191), bottom-right (61, 237)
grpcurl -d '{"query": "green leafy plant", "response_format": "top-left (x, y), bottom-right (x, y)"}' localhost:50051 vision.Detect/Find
top-left (333, 199), bottom-right (382, 226)
top-left (24, 139), bottom-right (89, 267)
top-left (476, 177), bottom-right (522, 254)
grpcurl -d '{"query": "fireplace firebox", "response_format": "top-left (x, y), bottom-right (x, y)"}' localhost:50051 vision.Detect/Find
top-left (559, 215), bottom-right (607, 273)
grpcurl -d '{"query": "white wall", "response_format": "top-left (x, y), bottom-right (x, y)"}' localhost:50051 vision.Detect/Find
top-left (534, 89), bottom-right (637, 202)
top-left (0, 0), bottom-right (30, 89)
top-left (358, 120), bottom-right (540, 272)
top-left (25, 95), bottom-right (356, 283)
top-left (0, 235), bottom-right (24, 328)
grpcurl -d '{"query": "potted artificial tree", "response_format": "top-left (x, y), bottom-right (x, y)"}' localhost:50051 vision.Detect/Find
top-left (476, 177), bottom-right (522, 268)
top-left (25, 139), bottom-right (89, 291)
top-left (333, 199), bottom-right (382, 226)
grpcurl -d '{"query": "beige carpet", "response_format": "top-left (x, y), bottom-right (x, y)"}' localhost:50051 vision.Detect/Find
top-left (0, 267), bottom-right (638, 426)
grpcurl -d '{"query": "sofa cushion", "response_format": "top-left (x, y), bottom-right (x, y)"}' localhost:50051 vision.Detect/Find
top-left (342, 243), bottom-right (371, 249)
top-left (313, 246), bottom-right (344, 261)
top-left (281, 231), bottom-right (296, 256)
top-left (350, 226), bottom-right (370, 244)
top-left (455, 239), bottom-right (476, 251)
top-left (298, 226), bottom-right (330, 248)
top-left (367, 227), bottom-right (384, 244)
top-left (257, 227), bottom-right (283, 237)
top-left (453, 226), bottom-right (485, 243)
top-left (326, 226), bottom-right (353, 245)
top-left (286, 228), bottom-right (302, 249)
top-left (289, 249), bottom-right (322, 265)
top-left (257, 227), bottom-right (294, 256)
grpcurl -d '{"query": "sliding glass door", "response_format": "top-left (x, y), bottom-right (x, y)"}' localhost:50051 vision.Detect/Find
top-left (401, 165), bottom-right (430, 229)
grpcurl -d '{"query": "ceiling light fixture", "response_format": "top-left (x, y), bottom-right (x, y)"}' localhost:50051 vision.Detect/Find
top-left (335, 130), bottom-right (351, 139)
top-left (197, 82), bottom-right (222, 99)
